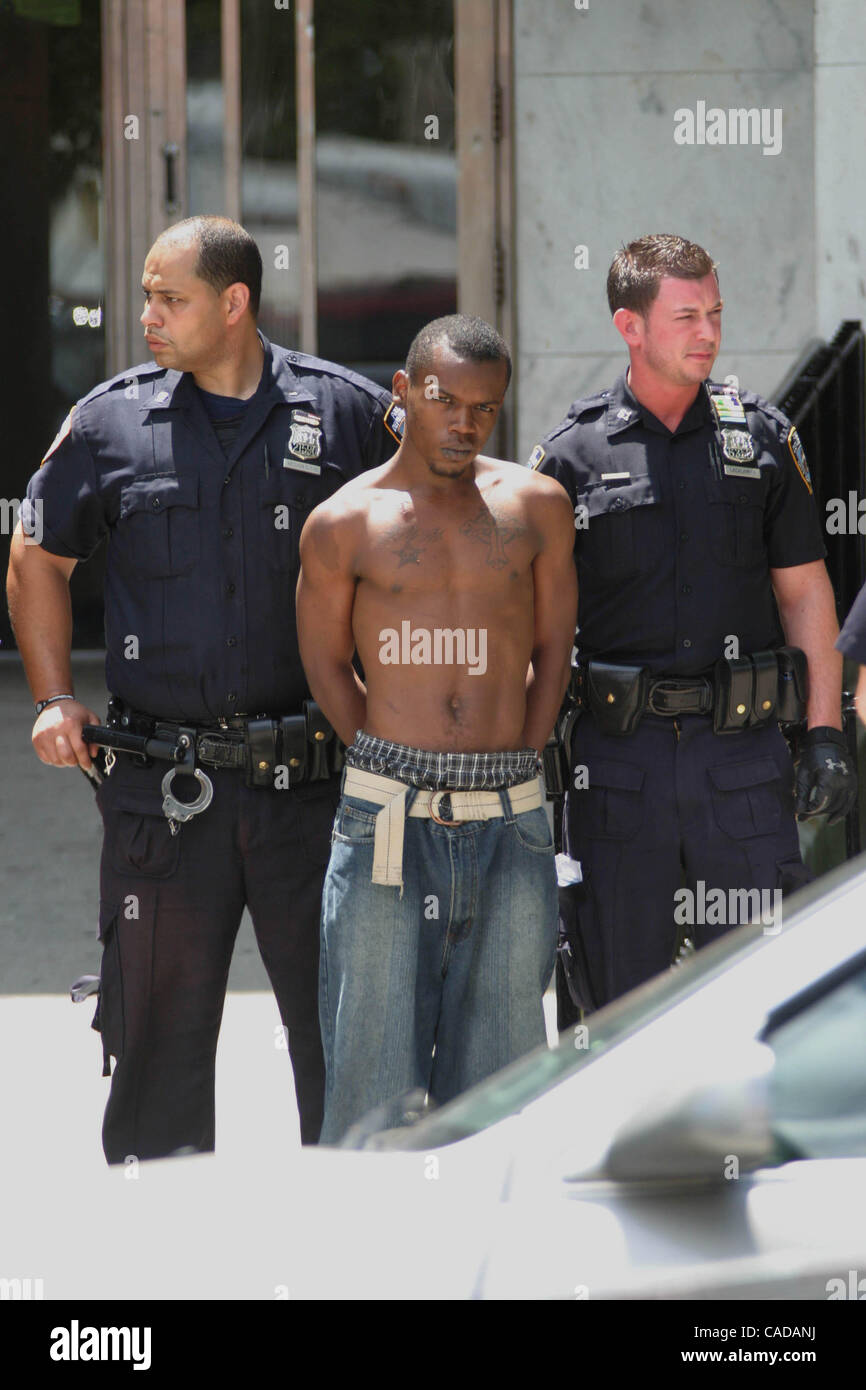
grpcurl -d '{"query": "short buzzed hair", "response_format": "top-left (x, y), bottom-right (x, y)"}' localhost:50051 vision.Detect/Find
top-left (158, 215), bottom-right (263, 317)
top-left (406, 314), bottom-right (512, 386)
top-left (607, 234), bottom-right (718, 317)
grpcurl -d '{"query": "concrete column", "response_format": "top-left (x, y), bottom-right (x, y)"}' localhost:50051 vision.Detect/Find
top-left (815, 0), bottom-right (866, 338)
top-left (513, 0), bottom-right (828, 460)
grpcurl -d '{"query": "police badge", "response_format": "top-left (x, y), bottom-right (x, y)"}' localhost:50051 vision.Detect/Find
top-left (284, 410), bottom-right (322, 471)
top-left (721, 428), bottom-right (758, 463)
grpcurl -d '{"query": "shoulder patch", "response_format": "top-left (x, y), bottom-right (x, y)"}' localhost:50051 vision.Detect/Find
top-left (41, 407), bottom-right (75, 465)
top-left (787, 426), bottom-right (812, 494)
top-left (527, 444), bottom-right (546, 471)
top-left (383, 401), bottom-right (405, 443)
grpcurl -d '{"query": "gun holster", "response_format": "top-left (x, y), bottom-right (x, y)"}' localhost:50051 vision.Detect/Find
top-left (542, 697), bottom-right (582, 800)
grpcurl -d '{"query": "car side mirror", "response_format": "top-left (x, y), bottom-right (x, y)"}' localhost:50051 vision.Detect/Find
top-left (600, 1040), bottom-right (776, 1183)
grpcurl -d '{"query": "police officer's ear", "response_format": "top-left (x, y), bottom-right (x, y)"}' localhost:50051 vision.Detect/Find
top-left (612, 306), bottom-right (644, 350)
top-left (223, 281), bottom-right (251, 325)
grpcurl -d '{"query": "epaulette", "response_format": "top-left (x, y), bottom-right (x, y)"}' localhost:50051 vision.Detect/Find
top-left (77, 359), bottom-right (166, 408)
top-left (277, 348), bottom-right (390, 406)
top-left (737, 390), bottom-right (794, 432)
top-left (41, 361), bottom-right (169, 463)
top-left (548, 391), bottom-right (610, 440)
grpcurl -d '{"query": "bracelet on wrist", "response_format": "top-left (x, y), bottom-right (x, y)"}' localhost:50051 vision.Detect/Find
top-left (35, 693), bottom-right (75, 716)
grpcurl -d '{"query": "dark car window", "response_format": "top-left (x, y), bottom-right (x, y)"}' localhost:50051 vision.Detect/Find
top-left (766, 962), bottom-right (866, 1160)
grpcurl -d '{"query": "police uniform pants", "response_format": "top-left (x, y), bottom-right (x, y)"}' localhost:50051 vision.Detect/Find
top-left (94, 757), bottom-right (338, 1163)
top-left (563, 712), bottom-right (811, 1011)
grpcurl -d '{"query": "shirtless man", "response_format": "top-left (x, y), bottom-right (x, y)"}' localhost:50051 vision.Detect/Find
top-left (297, 314), bottom-right (577, 1142)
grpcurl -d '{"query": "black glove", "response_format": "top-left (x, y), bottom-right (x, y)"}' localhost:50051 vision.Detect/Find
top-left (795, 726), bottom-right (858, 824)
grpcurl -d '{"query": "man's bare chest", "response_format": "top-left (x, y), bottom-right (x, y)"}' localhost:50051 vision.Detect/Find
top-left (359, 496), bottom-right (534, 588)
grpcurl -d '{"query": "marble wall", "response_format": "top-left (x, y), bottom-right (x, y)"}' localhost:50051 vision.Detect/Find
top-left (513, 0), bottom-right (865, 461)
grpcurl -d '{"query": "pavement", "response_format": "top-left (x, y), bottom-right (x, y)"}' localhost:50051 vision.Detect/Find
top-left (1, 653), bottom-right (273, 996)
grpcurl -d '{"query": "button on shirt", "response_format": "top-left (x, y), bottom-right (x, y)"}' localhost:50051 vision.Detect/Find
top-left (531, 374), bottom-right (826, 675)
top-left (25, 334), bottom-right (401, 718)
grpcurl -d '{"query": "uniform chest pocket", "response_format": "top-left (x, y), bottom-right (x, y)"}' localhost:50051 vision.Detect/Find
top-left (259, 469), bottom-right (321, 573)
top-left (117, 475), bottom-right (200, 578)
top-left (703, 471), bottom-right (768, 567)
top-left (577, 474), bottom-right (662, 583)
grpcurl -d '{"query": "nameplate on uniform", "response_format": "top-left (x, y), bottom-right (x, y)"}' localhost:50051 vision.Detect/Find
top-left (282, 457), bottom-right (322, 475)
top-left (601, 471), bottom-right (631, 481)
top-left (723, 462), bottom-right (762, 479)
top-left (286, 410), bottom-right (322, 463)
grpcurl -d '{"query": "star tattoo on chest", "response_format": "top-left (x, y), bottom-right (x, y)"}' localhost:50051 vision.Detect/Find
top-left (388, 524), bottom-right (444, 567)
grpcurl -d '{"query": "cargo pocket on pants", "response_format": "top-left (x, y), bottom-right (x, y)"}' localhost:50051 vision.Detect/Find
top-left (708, 757), bottom-right (784, 840)
top-left (578, 758), bottom-right (645, 840)
top-left (94, 902), bottom-right (125, 1074)
top-left (103, 781), bottom-right (183, 879)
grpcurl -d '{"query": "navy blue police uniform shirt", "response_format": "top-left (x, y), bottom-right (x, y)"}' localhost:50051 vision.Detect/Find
top-left (528, 373), bottom-right (825, 676)
top-left (837, 583), bottom-right (866, 665)
top-left (24, 332), bottom-right (402, 720)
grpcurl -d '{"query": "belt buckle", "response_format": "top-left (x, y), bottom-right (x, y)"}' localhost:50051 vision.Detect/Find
top-left (429, 790), bottom-right (460, 826)
top-left (647, 680), bottom-right (679, 717)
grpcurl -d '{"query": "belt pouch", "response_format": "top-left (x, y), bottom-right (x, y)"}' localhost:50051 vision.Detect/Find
top-left (713, 657), bottom-right (753, 733)
top-left (304, 701), bottom-right (333, 781)
top-left (246, 719), bottom-right (278, 787)
top-left (776, 645), bottom-right (809, 723)
top-left (304, 700), bottom-right (344, 778)
top-left (279, 714), bottom-right (308, 785)
top-left (751, 650), bottom-right (778, 724)
top-left (585, 660), bottom-right (649, 735)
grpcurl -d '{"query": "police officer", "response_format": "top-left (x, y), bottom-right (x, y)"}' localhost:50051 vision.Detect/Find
top-left (7, 216), bottom-right (402, 1162)
top-left (528, 234), bottom-right (856, 1016)
top-left (837, 585), bottom-right (866, 726)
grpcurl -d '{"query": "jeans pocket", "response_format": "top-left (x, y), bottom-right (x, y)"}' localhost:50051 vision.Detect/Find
top-left (331, 799), bottom-right (377, 845)
top-left (510, 805), bottom-right (555, 853)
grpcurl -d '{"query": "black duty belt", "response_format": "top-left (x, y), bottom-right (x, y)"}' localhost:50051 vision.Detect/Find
top-left (569, 648), bottom-right (808, 736)
top-left (85, 698), bottom-right (344, 789)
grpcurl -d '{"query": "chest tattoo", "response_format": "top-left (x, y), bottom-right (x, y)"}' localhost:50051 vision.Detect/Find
top-left (459, 506), bottom-right (526, 569)
top-left (388, 524), bottom-right (444, 568)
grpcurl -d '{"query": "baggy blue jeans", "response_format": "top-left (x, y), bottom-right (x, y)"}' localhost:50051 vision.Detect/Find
top-left (318, 784), bottom-right (558, 1143)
